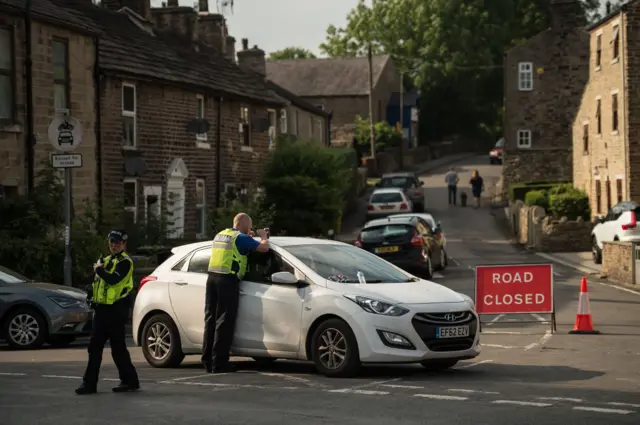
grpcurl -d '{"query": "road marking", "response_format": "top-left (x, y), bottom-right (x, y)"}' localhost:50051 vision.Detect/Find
top-left (482, 344), bottom-right (516, 349)
top-left (380, 384), bottom-right (424, 389)
top-left (524, 330), bottom-right (553, 351)
top-left (486, 314), bottom-right (504, 326)
top-left (258, 372), bottom-right (318, 386)
top-left (448, 388), bottom-right (500, 395)
top-left (538, 397), bottom-right (582, 403)
top-left (573, 406), bottom-right (634, 415)
top-left (608, 402), bottom-right (640, 408)
top-left (531, 313), bottom-right (547, 322)
top-left (492, 400), bottom-right (552, 407)
top-left (432, 272), bottom-right (445, 279)
top-left (450, 257), bottom-right (462, 267)
top-left (41, 375), bottom-right (81, 380)
top-left (553, 271), bottom-right (562, 277)
top-left (0, 372), bottom-right (26, 376)
top-left (414, 394), bottom-right (468, 401)
top-left (165, 373), bottom-right (216, 381)
top-left (482, 330), bottom-right (528, 335)
top-left (328, 389), bottom-right (390, 395)
top-left (455, 360), bottom-right (493, 369)
top-left (348, 377), bottom-right (401, 390)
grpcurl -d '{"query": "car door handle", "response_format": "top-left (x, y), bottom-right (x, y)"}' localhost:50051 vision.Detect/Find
top-left (174, 281), bottom-right (188, 286)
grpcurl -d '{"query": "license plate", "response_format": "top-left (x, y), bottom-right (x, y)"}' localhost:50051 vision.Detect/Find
top-left (376, 246), bottom-right (399, 254)
top-left (436, 326), bottom-right (470, 339)
top-left (380, 205), bottom-right (394, 210)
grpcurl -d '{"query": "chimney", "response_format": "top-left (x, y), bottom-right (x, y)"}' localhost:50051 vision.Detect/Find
top-left (196, 12), bottom-right (226, 51)
top-left (101, 0), bottom-right (151, 19)
top-left (237, 39), bottom-right (266, 76)
top-left (550, 0), bottom-right (586, 31)
top-left (151, 4), bottom-right (199, 44)
top-left (225, 35), bottom-right (236, 62)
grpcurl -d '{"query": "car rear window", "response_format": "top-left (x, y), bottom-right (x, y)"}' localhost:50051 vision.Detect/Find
top-left (380, 177), bottom-right (412, 188)
top-left (361, 224), bottom-right (413, 239)
top-left (371, 192), bottom-right (403, 203)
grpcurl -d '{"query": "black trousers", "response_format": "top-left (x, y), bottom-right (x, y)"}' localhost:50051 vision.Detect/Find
top-left (201, 272), bottom-right (240, 368)
top-left (448, 185), bottom-right (457, 205)
top-left (83, 300), bottom-right (139, 387)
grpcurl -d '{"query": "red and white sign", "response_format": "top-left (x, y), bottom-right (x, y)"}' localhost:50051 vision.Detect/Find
top-left (475, 264), bottom-right (553, 314)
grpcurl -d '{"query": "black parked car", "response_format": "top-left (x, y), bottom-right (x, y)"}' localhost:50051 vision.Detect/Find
top-left (376, 172), bottom-right (425, 211)
top-left (354, 216), bottom-right (444, 279)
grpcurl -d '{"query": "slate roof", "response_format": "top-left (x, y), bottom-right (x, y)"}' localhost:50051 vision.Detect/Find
top-left (265, 80), bottom-right (329, 117)
top-left (0, 0), bottom-right (98, 34)
top-left (265, 55), bottom-right (391, 97)
top-left (52, 0), bottom-right (284, 105)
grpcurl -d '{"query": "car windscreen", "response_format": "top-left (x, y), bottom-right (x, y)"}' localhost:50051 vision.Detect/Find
top-left (495, 138), bottom-right (505, 148)
top-left (0, 266), bottom-right (30, 284)
top-left (371, 192), bottom-right (403, 203)
top-left (284, 244), bottom-right (412, 283)
top-left (380, 177), bottom-right (412, 188)
top-left (360, 224), bottom-right (413, 241)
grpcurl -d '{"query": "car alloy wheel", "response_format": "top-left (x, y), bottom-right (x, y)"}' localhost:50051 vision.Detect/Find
top-left (8, 313), bottom-right (40, 347)
top-left (141, 313), bottom-right (185, 368)
top-left (147, 322), bottom-right (171, 361)
top-left (318, 328), bottom-right (347, 370)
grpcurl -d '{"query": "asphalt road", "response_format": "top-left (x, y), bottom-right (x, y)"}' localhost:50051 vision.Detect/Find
top-left (1, 155), bottom-right (639, 424)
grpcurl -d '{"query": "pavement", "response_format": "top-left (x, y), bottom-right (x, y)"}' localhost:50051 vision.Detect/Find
top-left (2, 155), bottom-right (640, 424)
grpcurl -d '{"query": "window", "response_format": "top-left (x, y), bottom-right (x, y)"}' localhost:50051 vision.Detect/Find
top-left (612, 93), bottom-right (619, 132)
top-left (186, 249), bottom-right (210, 274)
top-left (223, 183), bottom-right (236, 207)
top-left (53, 39), bottom-right (69, 112)
top-left (268, 109), bottom-right (277, 149)
top-left (240, 106), bottom-right (250, 146)
top-left (616, 178), bottom-right (623, 203)
top-left (195, 178), bottom-right (206, 238)
top-left (595, 180), bottom-right (602, 214)
top-left (245, 251), bottom-right (296, 284)
top-left (370, 192), bottom-right (403, 204)
top-left (123, 179), bottom-right (138, 223)
top-left (583, 123), bottom-right (589, 153)
top-left (143, 185), bottom-right (162, 223)
top-left (122, 84), bottom-right (136, 148)
top-left (0, 27), bottom-right (14, 120)
top-left (517, 129), bottom-right (531, 148)
top-left (279, 109), bottom-right (287, 133)
top-left (196, 94), bottom-right (206, 141)
top-left (518, 62), bottom-right (533, 91)
top-left (596, 34), bottom-right (602, 68)
top-left (612, 25), bottom-right (620, 61)
top-left (596, 99), bottom-right (602, 134)
top-left (606, 179), bottom-right (612, 211)
top-left (315, 118), bottom-right (323, 142)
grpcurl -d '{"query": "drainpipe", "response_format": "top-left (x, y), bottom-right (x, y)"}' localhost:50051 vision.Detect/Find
top-left (24, 0), bottom-right (35, 193)
top-left (215, 96), bottom-right (222, 207)
top-left (93, 37), bottom-right (103, 223)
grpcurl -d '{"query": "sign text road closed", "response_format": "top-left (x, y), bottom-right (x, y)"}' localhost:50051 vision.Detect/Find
top-left (51, 153), bottom-right (83, 169)
top-left (475, 264), bottom-right (553, 314)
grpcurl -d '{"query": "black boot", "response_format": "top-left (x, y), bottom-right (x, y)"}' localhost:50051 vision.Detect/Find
top-left (112, 382), bottom-right (140, 393)
top-left (75, 383), bottom-right (97, 395)
top-left (202, 361), bottom-right (213, 373)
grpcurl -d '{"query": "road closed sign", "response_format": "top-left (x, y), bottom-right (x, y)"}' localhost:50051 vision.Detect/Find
top-left (475, 264), bottom-right (553, 314)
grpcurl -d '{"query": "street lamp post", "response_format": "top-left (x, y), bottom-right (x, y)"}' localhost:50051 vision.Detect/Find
top-left (367, 43), bottom-right (375, 158)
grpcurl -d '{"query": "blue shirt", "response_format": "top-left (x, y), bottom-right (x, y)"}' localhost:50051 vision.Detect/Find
top-left (233, 229), bottom-right (261, 256)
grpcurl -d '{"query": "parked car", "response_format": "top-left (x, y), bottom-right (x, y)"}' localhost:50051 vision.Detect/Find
top-left (367, 188), bottom-right (413, 221)
top-left (489, 138), bottom-right (505, 164)
top-left (376, 172), bottom-right (425, 211)
top-left (592, 201), bottom-right (640, 264)
top-left (391, 213), bottom-right (448, 269)
top-left (0, 266), bottom-right (92, 349)
top-left (132, 238), bottom-right (479, 377)
top-left (355, 216), bottom-right (444, 278)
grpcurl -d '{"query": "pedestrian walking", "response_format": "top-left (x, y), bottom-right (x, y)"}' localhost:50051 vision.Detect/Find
top-left (470, 170), bottom-right (484, 208)
top-left (202, 213), bottom-right (270, 373)
top-left (76, 229), bottom-right (139, 395)
top-left (444, 167), bottom-right (459, 205)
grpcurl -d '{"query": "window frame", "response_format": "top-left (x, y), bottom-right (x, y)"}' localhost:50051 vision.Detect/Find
top-left (582, 122), bottom-right (589, 154)
top-left (0, 25), bottom-right (15, 122)
top-left (185, 248), bottom-right (211, 274)
top-left (595, 179), bottom-right (602, 215)
top-left (595, 34), bottom-right (602, 69)
top-left (123, 178), bottom-right (138, 223)
top-left (596, 98), bottom-right (602, 135)
top-left (605, 178), bottom-right (612, 212)
top-left (612, 24), bottom-right (620, 62)
top-left (616, 178), bottom-right (623, 203)
top-left (195, 178), bottom-right (206, 239)
top-left (611, 92), bottom-right (619, 133)
top-left (240, 105), bottom-right (251, 147)
top-left (517, 129), bottom-right (532, 149)
top-left (52, 38), bottom-right (70, 114)
top-left (279, 109), bottom-right (288, 134)
top-left (245, 250), bottom-right (298, 284)
top-left (122, 83), bottom-right (137, 149)
top-left (195, 94), bottom-right (207, 141)
top-left (223, 182), bottom-right (236, 208)
top-left (517, 62), bottom-right (533, 91)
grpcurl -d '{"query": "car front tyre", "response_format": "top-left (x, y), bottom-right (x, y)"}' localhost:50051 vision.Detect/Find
top-left (141, 313), bottom-right (185, 368)
top-left (592, 236), bottom-right (603, 264)
top-left (2, 307), bottom-right (48, 350)
top-left (420, 359), bottom-right (458, 371)
top-left (311, 318), bottom-right (361, 378)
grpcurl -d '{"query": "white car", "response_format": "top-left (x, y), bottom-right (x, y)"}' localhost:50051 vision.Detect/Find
top-left (592, 201), bottom-right (640, 264)
top-left (367, 188), bottom-right (413, 220)
top-left (132, 237), bottom-right (480, 378)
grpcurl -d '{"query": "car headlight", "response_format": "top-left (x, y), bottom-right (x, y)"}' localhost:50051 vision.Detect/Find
top-left (344, 295), bottom-right (409, 316)
top-left (49, 296), bottom-right (85, 309)
top-left (460, 294), bottom-right (475, 310)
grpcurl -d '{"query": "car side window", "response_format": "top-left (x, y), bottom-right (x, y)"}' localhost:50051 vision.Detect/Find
top-left (245, 251), bottom-right (297, 284)
top-left (606, 205), bottom-right (623, 221)
top-left (186, 249), bottom-right (211, 274)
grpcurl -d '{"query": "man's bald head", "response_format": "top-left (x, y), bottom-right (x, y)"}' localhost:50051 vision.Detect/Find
top-left (233, 213), bottom-right (252, 234)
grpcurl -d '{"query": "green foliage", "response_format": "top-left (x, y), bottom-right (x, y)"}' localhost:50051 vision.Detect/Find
top-left (209, 192), bottom-right (276, 235)
top-left (524, 189), bottom-right (549, 210)
top-left (354, 115), bottom-right (402, 153)
top-left (268, 47), bottom-right (317, 61)
top-left (548, 187), bottom-right (591, 221)
top-left (508, 181), bottom-right (570, 202)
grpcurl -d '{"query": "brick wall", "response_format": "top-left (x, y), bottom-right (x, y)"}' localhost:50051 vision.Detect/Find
top-left (282, 104), bottom-right (327, 145)
top-left (624, 3), bottom-right (640, 202)
top-left (602, 241), bottom-right (635, 284)
top-left (0, 16), bottom-right (97, 203)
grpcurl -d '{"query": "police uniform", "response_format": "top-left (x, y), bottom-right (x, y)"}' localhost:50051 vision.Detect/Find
top-left (76, 230), bottom-right (140, 395)
top-left (201, 228), bottom-right (250, 373)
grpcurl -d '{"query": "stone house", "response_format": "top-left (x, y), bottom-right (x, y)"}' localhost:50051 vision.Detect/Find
top-left (503, 0), bottom-right (589, 195)
top-left (265, 55), bottom-right (416, 146)
top-left (234, 38), bottom-right (330, 146)
top-left (573, 0), bottom-right (640, 218)
top-left (0, 0), bottom-right (98, 202)
top-left (59, 0), bottom-right (285, 240)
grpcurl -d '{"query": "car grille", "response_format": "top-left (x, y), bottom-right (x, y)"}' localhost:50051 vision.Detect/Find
top-left (411, 311), bottom-right (477, 352)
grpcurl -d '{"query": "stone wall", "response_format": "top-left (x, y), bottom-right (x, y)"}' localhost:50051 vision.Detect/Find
top-left (602, 241), bottom-right (636, 285)
top-left (365, 142), bottom-right (464, 177)
top-left (508, 201), bottom-right (593, 252)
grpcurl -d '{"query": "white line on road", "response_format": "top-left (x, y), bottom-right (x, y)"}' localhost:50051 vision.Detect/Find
top-left (524, 330), bottom-right (553, 351)
top-left (482, 330), bottom-right (528, 335)
top-left (432, 273), bottom-right (445, 279)
top-left (486, 314), bottom-right (504, 326)
top-left (328, 389), bottom-right (390, 396)
top-left (482, 344), bottom-right (516, 349)
top-left (414, 394), bottom-right (468, 401)
top-left (448, 388), bottom-right (500, 395)
top-left (0, 372), bottom-right (26, 376)
top-left (449, 257), bottom-right (462, 267)
top-left (608, 402), bottom-right (640, 408)
top-left (380, 384), bottom-right (424, 389)
top-left (538, 397), bottom-right (582, 403)
top-left (348, 377), bottom-right (401, 390)
top-left (165, 373), bottom-right (218, 381)
top-left (41, 375), bottom-right (81, 380)
top-left (491, 400), bottom-right (552, 407)
top-left (531, 313), bottom-right (547, 322)
top-left (455, 360), bottom-right (493, 369)
top-left (573, 406), bottom-right (634, 415)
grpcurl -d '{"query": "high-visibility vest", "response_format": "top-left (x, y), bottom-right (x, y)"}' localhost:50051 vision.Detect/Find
top-left (92, 252), bottom-right (134, 305)
top-left (208, 228), bottom-right (248, 279)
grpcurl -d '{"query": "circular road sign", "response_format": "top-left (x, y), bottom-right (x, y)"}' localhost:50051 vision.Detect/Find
top-left (47, 115), bottom-right (84, 152)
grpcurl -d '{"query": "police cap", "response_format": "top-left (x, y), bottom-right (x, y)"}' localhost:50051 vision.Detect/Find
top-left (108, 229), bottom-right (128, 243)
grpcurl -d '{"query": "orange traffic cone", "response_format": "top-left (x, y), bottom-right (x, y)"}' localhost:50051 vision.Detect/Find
top-left (569, 278), bottom-right (600, 334)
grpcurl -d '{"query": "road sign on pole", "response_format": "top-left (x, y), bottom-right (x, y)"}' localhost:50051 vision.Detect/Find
top-left (48, 115), bottom-right (84, 287)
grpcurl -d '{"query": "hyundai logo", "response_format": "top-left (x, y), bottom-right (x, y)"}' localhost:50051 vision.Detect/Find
top-left (444, 313), bottom-right (456, 321)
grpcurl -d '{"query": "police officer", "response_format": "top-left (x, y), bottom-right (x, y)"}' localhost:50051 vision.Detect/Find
top-left (75, 229), bottom-right (140, 395)
top-left (202, 213), bottom-right (270, 373)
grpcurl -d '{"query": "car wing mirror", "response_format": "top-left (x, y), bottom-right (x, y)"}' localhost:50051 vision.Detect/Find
top-left (271, 271), bottom-right (299, 286)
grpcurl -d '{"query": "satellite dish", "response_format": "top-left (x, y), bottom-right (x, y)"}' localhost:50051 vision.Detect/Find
top-left (187, 118), bottom-right (210, 134)
top-left (124, 157), bottom-right (149, 176)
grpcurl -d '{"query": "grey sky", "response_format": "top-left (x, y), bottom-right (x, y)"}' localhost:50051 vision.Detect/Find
top-left (150, 0), bottom-right (366, 56)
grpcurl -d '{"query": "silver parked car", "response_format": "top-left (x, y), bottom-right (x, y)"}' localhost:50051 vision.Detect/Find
top-left (0, 266), bottom-right (92, 349)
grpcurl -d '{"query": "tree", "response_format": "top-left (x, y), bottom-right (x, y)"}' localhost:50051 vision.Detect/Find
top-left (268, 47), bottom-right (317, 61)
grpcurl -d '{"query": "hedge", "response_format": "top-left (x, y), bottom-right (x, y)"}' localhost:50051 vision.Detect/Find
top-left (508, 181), bottom-right (570, 202)
top-left (548, 187), bottom-right (590, 221)
top-left (524, 190), bottom-right (549, 210)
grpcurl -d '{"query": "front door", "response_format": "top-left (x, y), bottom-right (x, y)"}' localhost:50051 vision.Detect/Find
top-left (167, 183), bottom-right (185, 239)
